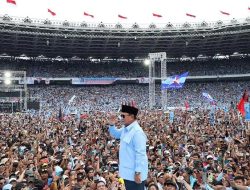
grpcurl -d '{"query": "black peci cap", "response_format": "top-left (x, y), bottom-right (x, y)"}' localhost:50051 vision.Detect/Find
top-left (121, 104), bottom-right (138, 116)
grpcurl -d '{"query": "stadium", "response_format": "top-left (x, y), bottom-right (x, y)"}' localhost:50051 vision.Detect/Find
top-left (0, 0), bottom-right (250, 189)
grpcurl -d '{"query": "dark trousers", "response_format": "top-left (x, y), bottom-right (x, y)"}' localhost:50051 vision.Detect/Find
top-left (124, 180), bottom-right (145, 190)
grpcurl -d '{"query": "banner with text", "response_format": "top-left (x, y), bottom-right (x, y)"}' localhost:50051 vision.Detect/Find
top-left (19, 77), bottom-right (35, 85)
top-left (71, 78), bottom-right (117, 85)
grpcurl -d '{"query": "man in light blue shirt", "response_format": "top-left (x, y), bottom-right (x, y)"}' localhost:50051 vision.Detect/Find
top-left (108, 103), bottom-right (148, 190)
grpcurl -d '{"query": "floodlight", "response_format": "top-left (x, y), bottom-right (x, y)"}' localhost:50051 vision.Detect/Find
top-left (144, 59), bottom-right (150, 66)
top-left (4, 79), bottom-right (11, 85)
top-left (4, 71), bottom-right (11, 78)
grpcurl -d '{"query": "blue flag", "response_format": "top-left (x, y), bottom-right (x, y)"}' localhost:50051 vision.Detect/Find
top-left (245, 102), bottom-right (250, 121)
top-left (169, 111), bottom-right (174, 123)
top-left (161, 72), bottom-right (188, 90)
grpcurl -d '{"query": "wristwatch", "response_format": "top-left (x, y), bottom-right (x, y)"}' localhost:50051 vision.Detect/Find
top-left (135, 172), bottom-right (141, 175)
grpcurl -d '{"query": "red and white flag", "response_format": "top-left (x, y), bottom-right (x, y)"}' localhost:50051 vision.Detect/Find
top-left (186, 13), bottom-right (196, 18)
top-left (220, 10), bottom-right (230, 15)
top-left (152, 13), bottom-right (162, 18)
top-left (184, 101), bottom-right (190, 110)
top-left (237, 90), bottom-right (249, 116)
top-left (84, 12), bottom-right (94, 18)
top-left (118, 14), bottom-right (127, 19)
top-left (7, 0), bottom-right (16, 5)
top-left (48, 9), bottom-right (56, 16)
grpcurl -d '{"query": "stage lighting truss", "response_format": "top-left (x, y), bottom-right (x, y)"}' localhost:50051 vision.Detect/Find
top-left (0, 70), bottom-right (28, 111)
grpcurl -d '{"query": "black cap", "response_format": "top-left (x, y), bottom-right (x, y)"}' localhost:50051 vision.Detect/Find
top-left (15, 182), bottom-right (27, 190)
top-left (165, 180), bottom-right (177, 188)
top-left (184, 167), bottom-right (193, 175)
top-left (121, 105), bottom-right (138, 116)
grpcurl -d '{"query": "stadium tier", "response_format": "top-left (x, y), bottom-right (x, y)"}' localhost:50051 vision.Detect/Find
top-left (0, 58), bottom-right (250, 77)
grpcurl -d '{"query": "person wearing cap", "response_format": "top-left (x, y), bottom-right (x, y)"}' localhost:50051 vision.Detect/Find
top-left (74, 172), bottom-right (86, 189)
top-left (27, 176), bottom-right (35, 190)
top-left (156, 172), bottom-right (164, 190)
top-left (108, 102), bottom-right (148, 190)
top-left (164, 180), bottom-right (177, 190)
top-left (96, 178), bottom-right (108, 190)
top-left (2, 183), bottom-right (12, 190)
top-left (148, 183), bottom-right (159, 190)
top-left (0, 175), bottom-right (5, 190)
top-left (8, 177), bottom-right (17, 189)
top-left (15, 182), bottom-right (28, 190)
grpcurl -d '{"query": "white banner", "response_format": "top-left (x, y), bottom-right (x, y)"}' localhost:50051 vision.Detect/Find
top-left (19, 77), bottom-right (35, 84)
top-left (138, 77), bottom-right (149, 84)
top-left (45, 79), bottom-right (50, 85)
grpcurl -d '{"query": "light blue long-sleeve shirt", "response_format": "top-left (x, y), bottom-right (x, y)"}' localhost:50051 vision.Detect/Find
top-left (109, 120), bottom-right (148, 181)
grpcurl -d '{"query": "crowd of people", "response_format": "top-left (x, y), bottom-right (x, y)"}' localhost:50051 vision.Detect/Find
top-left (0, 57), bottom-right (250, 189)
top-left (0, 105), bottom-right (250, 190)
top-left (0, 57), bottom-right (250, 77)
top-left (27, 81), bottom-right (249, 114)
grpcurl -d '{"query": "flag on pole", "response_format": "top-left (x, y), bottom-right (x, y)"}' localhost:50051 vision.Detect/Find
top-left (237, 90), bottom-right (249, 116)
top-left (84, 12), bottom-right (94, 18)
top-left (169, 111), bottom-right (174, 123)
top-left (161, 72), bottom-right (189, 90)
top-left (186, 13), bottom-right (196, 18)
top-left (48, 9), bottom-right (56, 16)
top-left (202, 92), bottom-right (212, 101)
top-left (220, 11), bottom-right (230, 15)
top-left (68, 95), bottom-right (76, 105)
top-left (7, 0), bottom-right (16, 5)
top-left (152, 13), bottom-right (162, 17)
top-left (118, 14), bottom-right (127, 19)
top-left (185, 101), bottom-right (190, 110)
top-left (202, 92), bottom-right (216, 105)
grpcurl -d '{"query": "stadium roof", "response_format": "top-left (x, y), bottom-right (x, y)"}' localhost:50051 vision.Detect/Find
top-left (2, 0), bottom-right (250, 23)
top-left (0, 15), bottom-right (250, 59)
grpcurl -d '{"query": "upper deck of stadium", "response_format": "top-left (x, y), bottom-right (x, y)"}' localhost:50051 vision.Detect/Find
top-left (0, 14), bottom-right (250, 59)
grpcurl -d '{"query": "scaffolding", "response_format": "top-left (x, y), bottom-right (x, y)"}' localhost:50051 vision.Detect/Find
top-left (0, 70), bottom-right (28, 112)
top-left (148, 52), bottom-right (167, 110)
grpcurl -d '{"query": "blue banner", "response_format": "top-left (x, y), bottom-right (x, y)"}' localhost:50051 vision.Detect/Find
top-left (161, 72), bottom-right (189, 90)
top-left (244, 102), bottom-right (250, 121)
top-left (169, 111), bottom-right (174, 123)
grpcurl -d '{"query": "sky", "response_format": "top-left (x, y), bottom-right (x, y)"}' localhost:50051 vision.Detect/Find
top-left (1, 0), bottom-right (250, 25)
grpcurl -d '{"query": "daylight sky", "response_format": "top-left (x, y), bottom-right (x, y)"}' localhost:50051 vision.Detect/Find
top-left (1, 0), bottom-right (250, 24)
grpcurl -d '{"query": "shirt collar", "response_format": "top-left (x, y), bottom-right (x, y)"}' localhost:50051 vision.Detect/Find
top-left (125, 120), bottom-right (137, 132)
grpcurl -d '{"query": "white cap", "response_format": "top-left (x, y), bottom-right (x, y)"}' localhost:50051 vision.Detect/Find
top-left (157, 172), bottom-right (164, 178)
top-left (3, 184), bottom-right (13, 190)
top-left (97, 177), bottom-right (106, 185)
top-left (207, 155), bottom-right (213, 159)
top-left (9, 178), bottom-right (17, 183)
top-left (0, 158), bottom-right (9, 165)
